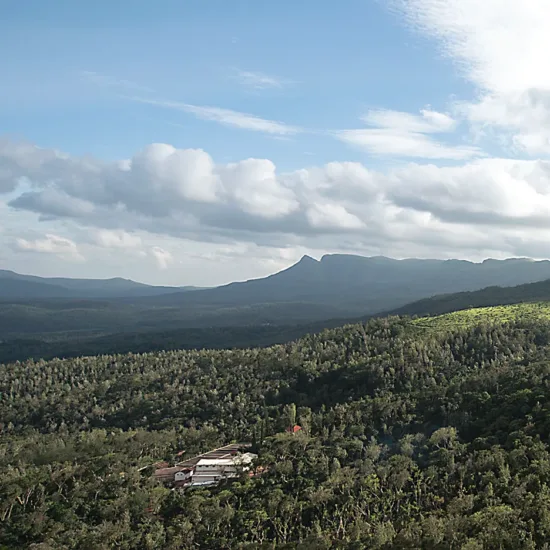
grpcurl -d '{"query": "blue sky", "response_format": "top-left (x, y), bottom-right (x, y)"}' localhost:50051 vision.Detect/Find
top-left (2, 0), bottom-right (550, 285)
top-left (2, 0), bottom-right (471, 167)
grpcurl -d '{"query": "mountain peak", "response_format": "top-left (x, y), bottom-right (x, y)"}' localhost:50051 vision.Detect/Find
top-left (298, 255), bottom-right (319, 264)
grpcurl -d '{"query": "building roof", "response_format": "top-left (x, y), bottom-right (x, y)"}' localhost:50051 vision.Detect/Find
top-left (196, 458), bottom-right (235, 466)
top-left (286, 425), bottom-right (302, 433)
top-left (175, 443), bottom-right (251, 468)
top-left (196, 453), bottom-right (257, 467)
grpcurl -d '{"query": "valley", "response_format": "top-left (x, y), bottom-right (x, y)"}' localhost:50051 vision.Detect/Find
top-left (4, 254), bottom-right (550, 363)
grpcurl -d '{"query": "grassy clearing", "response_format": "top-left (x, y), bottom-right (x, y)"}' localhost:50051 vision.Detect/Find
top-left (410, 301), bottom-right (550, 332)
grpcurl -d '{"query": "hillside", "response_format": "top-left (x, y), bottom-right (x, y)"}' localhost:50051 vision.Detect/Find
top-left (409, 301), bottom-right (550, 331)
top-left (3, 304), bottom-right (550, 548)
top-left (392, 277), bottom-right (550, 317)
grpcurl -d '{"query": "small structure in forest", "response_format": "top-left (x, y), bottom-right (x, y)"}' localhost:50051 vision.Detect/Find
top-left (153, 443), bottom-right (257, 488)
top-left (188, 452), bottom-right (257, 487)
top-left (286, 424), bottom-right (302, 434)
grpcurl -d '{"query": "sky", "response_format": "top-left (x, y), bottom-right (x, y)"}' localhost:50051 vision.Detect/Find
top-left (3, 0), bottom-right (550, 286)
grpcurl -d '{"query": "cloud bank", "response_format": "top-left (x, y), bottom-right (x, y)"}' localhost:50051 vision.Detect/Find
top-left (3, 138), bottom-right (550, 273)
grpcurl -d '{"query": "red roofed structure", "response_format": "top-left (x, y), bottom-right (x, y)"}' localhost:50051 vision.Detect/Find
top-left (286, 425), bottom-right (302, 434)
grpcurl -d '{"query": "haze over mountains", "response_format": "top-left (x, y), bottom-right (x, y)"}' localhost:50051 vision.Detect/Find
top-left (4, 253), bottom-right (550, 364)
top-left (0, 270), bottom-right (201, 300)
top-left (3, 254), bottom-right (550, 344)
top-left (141, 254), bottom-right (550, 313)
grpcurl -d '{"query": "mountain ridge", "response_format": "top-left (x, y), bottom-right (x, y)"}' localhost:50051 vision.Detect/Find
top-left (5, 265), bottom-right (550, 363)
top-left (5, 253), bottom-right (550, 341)
top-left (390, 277), bottom-right (550, 317)
top-left (127, 254), bottom-right (550, 312)
top-left (0, 269), bottom-right (201, 299)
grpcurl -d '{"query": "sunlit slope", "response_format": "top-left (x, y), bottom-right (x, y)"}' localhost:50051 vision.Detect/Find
top-left (411, 301), bottom-right (550, 332)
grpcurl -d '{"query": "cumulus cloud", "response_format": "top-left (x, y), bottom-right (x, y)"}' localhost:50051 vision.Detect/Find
top-left (11, 188), bottom-right (96, 218)
top-left (394, 0), bottom-right (550, 155)
top-left (131, 144), bottom-right (222, 203)
top-left (220, 159), bottom-right (299, 218)
top-left (337, 108), bottom-right (481, 159)
top-left (306, 203), bottom-right (365, 230)
top-left (0, 141), bottom-right (306, 236)
top-left (15, 234), bottom-right (84, 261)
top-left (387, 159), bottom-right (550, 225)
top-left (3, 138), bottom-right (550, 265)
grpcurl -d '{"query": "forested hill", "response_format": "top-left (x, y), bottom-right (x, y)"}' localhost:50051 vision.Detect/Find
top-left (0, 318), bottom-right (350, 364)
top-left (392, 277), bottom-right (550, 317)
top-left (4, 304), bottom-right (550, 547)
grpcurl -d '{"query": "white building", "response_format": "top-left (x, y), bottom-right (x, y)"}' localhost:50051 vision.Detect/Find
top-left (186, 452), bottom-right (257, 487)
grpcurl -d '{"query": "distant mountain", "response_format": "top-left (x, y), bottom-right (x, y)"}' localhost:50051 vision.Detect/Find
top-left (9, 274), bottom-right (550, 364)
top-left (0, 270), bottom-right (199, 300)
top-left (390, 278), bottom-right (550, 317)
top-left (4, 254), bottom-right (550, 342)
top-left (0, 278), bottom-right (76, 299)
top-left (132, 254), bottom-right (550, 315)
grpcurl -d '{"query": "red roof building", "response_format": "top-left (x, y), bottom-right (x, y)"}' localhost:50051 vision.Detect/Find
top-left (286, 425), bottom-right (302, 434)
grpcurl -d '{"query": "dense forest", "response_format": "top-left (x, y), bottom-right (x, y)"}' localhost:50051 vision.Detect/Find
top-left (4, 306), bottom-right (550, 548)
top-left (0, 317), bottom-right (351, 365)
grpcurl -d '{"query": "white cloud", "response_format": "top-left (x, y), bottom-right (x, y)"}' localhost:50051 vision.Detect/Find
top-left (15, 234), bottom-right (84, 261)
top-left (5, 139), bottom-right (550, 235)
top-left (130, 97), bottom-right (301, 135)
top-left (235, 70), bottom-right (286, 90)
top-left (338, 129), bottom-right (479, 159)
top-left (387, 158), bottom-right (550, 224)
top-left (0, 141), bottom-right (303, 228)
top-left (394, 0), bottom-right (550, 155)
top-left (151, 246), bottom-right (173, 270)
top-left (306, 203), bottom-right (365, 229)
top-left (395, 0), bottom-right (550, 94)
top-left (131, 144), bottom-right (222, 203)
top-left (5, 138), bottom-right (550, 283)
top-left (337, 108), bottom-right (481, 159)
top-left (220, 158), bottom-right (299, 218)
top-left (363, 108), bottom-right (456, 133)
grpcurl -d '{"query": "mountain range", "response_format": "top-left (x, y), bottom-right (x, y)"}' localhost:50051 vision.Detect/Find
top-left (0, 269), bottom-right (201, 299)
top-left (4, 254), bottom-right (550, 342)
top-left (136, 254), bottom-right (550, 313)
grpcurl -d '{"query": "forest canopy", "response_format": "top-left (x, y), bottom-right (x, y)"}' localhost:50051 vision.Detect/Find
top-left (3, 305), bottom-right (550, 548)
